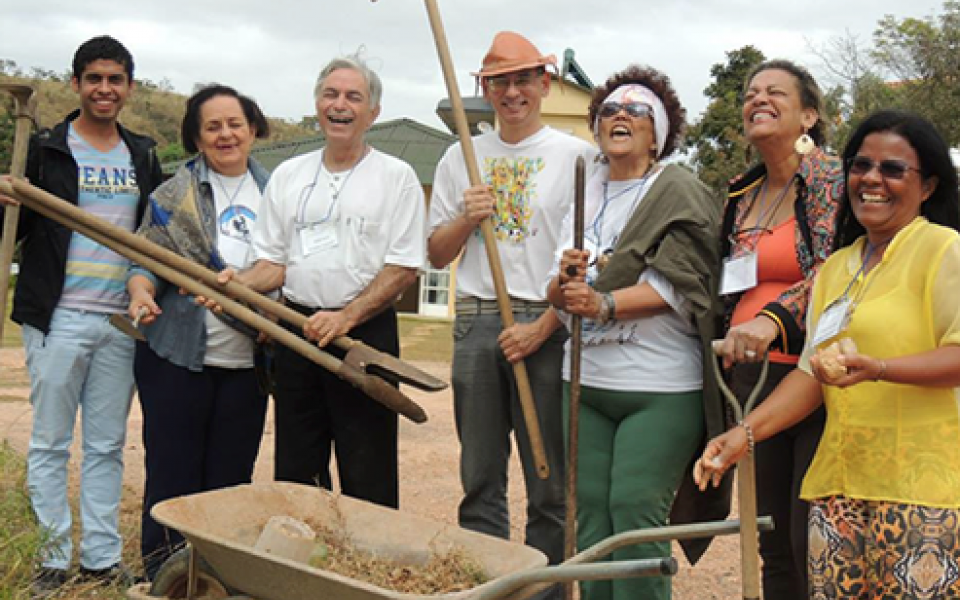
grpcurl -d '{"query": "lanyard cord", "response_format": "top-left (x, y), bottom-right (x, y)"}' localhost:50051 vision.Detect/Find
top-left (731, 174), bottom-right (796, 251)
top-left (212, 171), bottom-right (250, 206)
top-left (295, 148), bottom-right (366, 225)
top-left (837, 238), bottom-right (892, 309)
top-left (589, 164), bottom-right (659, 247)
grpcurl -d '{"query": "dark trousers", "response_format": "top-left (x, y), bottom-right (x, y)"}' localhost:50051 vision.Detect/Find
top-left (273, 303), bottom-right (399, 508)
top-left (135, 342), bottom-right (268, 579)
top-left (732, 361), bottom-right (825, 600)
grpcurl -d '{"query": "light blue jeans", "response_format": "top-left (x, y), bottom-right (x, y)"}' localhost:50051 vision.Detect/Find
top-left (23, 308), bottom-right (135, 570)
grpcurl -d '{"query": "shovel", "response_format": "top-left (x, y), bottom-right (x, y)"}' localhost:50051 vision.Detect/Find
top-left (0, 83), bottom-right (38, 342)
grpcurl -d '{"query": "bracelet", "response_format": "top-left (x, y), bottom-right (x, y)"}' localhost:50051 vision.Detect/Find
top-left (875, 359), bottom-right (887, 382)
top-left (604, 292), bottom-right (616, 322)
top-left (595, 292), bottom-right (610, 324)
top-left (739, 420), bottom-right (755, 455)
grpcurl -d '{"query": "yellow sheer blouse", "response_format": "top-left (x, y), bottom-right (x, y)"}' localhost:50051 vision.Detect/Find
top-left (798, 217), bottom-right (960, 508)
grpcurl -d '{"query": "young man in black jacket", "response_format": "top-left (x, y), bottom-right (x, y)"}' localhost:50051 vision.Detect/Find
top-left (0, 35), bottom-right (162, 595)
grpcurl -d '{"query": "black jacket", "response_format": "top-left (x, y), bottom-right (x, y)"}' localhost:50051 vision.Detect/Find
top-left (6, 110), bottom-right (163, 333)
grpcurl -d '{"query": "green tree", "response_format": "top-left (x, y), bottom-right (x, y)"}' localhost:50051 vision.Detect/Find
top-left (872, 1), bottom-right (960, 144)
top-left (686, 45), bottom-right (766, 196)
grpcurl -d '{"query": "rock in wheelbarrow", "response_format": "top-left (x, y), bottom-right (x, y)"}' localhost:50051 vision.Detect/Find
top-left (253, 516), bottom-right (317, 564)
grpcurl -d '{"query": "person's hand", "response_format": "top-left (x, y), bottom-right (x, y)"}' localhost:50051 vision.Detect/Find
top-left (461, 185), bottom-right (495, 226)
top-left (498, 321), bottom-right (548, 363)
top-left (304, 310), bottom-right (354, 348)
top-left (692, 427), bottom-right (749, 491)
top-left (0, 175), bottom-right (20, 207)
top-left (191, 268), bottom-right (238, 312)
top-left (810, 350), bottom-right (885, 388)
top-left (562, 281), bottom-right (603, 319)
top-left (559, 249), bottom-right (590, 285)
top-left (127, 290), bottom-right (161, 327)
top-left (719, 315), bottom-right (779, 369)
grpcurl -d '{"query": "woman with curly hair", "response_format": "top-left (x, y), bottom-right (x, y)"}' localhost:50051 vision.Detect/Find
top-left (546, 65), bottom-right (721, 600)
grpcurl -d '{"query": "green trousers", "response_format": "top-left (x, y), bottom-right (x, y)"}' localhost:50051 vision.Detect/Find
top-left (564, 384), bottom-right (704, 600)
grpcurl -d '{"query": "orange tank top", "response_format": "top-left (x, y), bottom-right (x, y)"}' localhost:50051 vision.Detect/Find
top-left (731, 217), bottom-right (802, 364)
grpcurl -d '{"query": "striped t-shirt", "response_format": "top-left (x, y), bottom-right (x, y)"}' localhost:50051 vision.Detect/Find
top-left (58, 124), bottom-right (139, 314)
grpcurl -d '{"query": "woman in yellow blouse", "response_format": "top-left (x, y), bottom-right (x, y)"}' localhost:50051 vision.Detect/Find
top-left (695, 109), bottom-right (960, 598)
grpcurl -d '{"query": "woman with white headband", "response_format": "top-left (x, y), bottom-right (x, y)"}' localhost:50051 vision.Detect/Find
top-left (546, 65), bottom-right (721, 600)
top-left (715, 59), bottom-right (842, 599)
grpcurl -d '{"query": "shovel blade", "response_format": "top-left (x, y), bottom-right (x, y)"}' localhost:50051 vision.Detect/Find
top-left (108, 314), bottom-right (146, 341)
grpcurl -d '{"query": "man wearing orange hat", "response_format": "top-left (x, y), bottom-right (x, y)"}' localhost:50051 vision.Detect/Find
top-left (428, 31), bottom-right (593, 587)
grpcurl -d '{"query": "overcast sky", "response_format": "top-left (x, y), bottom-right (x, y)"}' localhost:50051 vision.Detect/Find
top-left (2, 1), bottom-right (949, 134)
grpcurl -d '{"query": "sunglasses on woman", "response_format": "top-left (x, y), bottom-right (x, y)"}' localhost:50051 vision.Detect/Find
top-left (847, 156), bottom-right (921, 180)
top-left (597, 102), bottom-right (653, 120)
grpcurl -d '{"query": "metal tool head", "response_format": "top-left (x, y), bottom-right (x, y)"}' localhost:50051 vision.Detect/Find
top-left (108, 313), bottom-right (146, 341)
top-left (342, 343), bottom-right (447, 392)
top-left (0, 82), bottom-right (38, 112)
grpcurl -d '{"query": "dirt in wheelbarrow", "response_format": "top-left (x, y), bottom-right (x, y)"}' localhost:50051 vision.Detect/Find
top-left (304, 516), bottom-right (488, 594)
top-left (0, 344), bottom-right (744, 599)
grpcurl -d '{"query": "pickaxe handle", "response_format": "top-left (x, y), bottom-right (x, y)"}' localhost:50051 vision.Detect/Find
top-left (423, 0), bottom-right (549, 479)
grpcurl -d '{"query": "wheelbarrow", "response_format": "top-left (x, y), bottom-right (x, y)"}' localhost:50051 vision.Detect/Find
top-left (126, 482), bottom-right (772, 600)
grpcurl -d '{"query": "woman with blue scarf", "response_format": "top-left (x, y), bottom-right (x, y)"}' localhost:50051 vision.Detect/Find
top-left (126, 84), bottom-right (272, 580)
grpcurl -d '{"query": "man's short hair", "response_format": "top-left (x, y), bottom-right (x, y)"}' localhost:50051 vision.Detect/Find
top-left (72, 35), bottom-right (135, 81)
top-left (313, 53), bottom-right (382, 107)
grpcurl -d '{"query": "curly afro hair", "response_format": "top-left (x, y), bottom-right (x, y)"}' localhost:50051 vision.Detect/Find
top-left (587, 65), bottom-right (686, 160)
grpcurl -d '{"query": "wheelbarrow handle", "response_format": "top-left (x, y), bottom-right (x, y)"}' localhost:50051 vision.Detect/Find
top-left (474, 558), bottom-right (677, 600)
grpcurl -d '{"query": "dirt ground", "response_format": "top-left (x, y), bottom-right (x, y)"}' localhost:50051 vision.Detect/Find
top-left (0, 345), bottom-right (745, 598)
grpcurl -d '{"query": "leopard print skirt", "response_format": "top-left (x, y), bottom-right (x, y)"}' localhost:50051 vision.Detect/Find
top-left (808, 496), bottom-right (960, 599)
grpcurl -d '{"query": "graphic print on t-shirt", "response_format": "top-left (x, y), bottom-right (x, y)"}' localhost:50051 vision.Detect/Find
top-left (484, 155), bottom-right (543, 243)
top-left (60, 126), bottom-right (139, 313)
top-left (219, 205), bottom-right (256, 243)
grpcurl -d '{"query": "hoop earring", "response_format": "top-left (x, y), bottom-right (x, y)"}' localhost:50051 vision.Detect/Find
top-left (794, 132), bottom-right (815, 155)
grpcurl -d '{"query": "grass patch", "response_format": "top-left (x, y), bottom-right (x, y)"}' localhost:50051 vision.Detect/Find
top-left (0, 440), bottom-right (42, 597)
top-left (0, 444), bottom-right (138, 599)
top-left (398, 316), bottom-right (452, 364)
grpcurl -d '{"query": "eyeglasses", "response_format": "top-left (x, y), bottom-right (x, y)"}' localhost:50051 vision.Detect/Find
top-left (484, 69), bottom-right (544, 93)
top-left (847, 156), bottom-right (921, 180)
top-left (597, 102), bottom-right (653, 120)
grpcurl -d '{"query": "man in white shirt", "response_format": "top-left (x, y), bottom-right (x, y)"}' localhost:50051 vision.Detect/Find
top-left (236, 53), bottom-right (426, 508)
top-left (428, 31), bottom-right (593, 585)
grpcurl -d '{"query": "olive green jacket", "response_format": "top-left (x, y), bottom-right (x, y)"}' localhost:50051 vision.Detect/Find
top-left (593, 163), bottom-right (731, 563)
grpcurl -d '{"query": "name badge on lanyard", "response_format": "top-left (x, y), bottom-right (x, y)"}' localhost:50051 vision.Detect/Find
top-left (811, 296), bottom-right (852, 347)
top-left (299, 222), bottom-right (339, 257)
top-left (720, 251), bottom-right (758, 296)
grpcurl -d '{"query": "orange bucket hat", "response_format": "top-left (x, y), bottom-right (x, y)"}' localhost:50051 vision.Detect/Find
top-left (471, 31), bottom-right (557, 77)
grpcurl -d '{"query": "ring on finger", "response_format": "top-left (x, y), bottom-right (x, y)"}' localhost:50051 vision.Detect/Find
top-left (745, 349), bottom-right (757, 358)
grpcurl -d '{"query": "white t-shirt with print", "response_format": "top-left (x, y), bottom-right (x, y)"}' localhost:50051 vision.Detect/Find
top-left (430, 126), bottom-right (594, 301)
top-left (205, 172), bottom-right (261, 369)
top-left (252, 148), bottom-right (427, 309)
top-left (549, 167), bottom-right (702, 392)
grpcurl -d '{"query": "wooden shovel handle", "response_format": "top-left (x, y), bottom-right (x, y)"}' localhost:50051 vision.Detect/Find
top-left (423, 0), bottom-right (548, 479)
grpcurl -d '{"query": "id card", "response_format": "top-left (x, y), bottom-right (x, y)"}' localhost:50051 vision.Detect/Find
top-left (811, 297), bottom-right (852, 347)
top-left (299, 222), bottom-right (339, 257)
top-left (720, 252), bottom-right (758, 295)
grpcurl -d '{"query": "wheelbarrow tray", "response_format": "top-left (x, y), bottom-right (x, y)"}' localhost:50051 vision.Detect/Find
top-left (150, 482), bottom-right (547, 600)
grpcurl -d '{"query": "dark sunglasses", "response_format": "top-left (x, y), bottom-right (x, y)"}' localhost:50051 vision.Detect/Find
top-left (847, 156), bottom-right (921, 180)
top-left (597, 102), bottom-right (653, 120)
